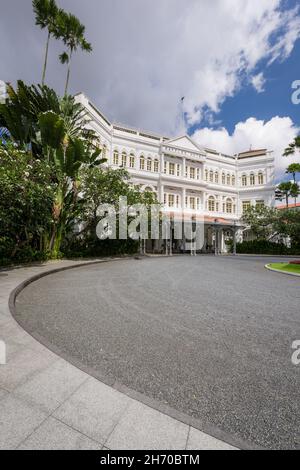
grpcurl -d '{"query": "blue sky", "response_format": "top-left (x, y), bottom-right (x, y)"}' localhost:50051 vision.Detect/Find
top-left (201, 38), bottom-right (300, 135)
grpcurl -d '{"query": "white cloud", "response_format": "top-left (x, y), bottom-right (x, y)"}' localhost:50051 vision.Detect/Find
top-left (192, 116), bottom-right (300, 179)
top-left (78, 0), bottom-right (300, 134)
top-left (251, 73), bottom-right (266, 93)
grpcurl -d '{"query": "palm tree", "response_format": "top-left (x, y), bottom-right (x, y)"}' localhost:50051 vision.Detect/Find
top-left (286, 163), bottom-right (300, 206)
top-left (283, 136), bottom-right (300, 157)
top-left (32, 0), bottom-right (61, 85)
top-left (58, 12), bottom-right (92, 95)
top-left (277, 181), bottom-right (299, 208)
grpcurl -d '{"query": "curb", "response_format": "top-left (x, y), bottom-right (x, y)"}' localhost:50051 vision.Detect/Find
top-left (265, 264), bottom-right (300, 277)
top-left (8, 257), bottom-right (262, 451)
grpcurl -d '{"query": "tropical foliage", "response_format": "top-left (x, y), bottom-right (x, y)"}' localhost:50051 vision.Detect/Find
top-left (0, 81), bottom-right (156, 265)
top-left (242, 205), bottom-right (300, 252)
top-left (0, 144), bottom-right (55, 264)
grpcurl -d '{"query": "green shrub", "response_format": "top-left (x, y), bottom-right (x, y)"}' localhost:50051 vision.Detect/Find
top-left (236, 240), bottom-right (300, 255)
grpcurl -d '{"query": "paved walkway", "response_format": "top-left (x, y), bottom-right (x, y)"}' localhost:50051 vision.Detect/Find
top-left (0, 259), bottom-right (236, 450)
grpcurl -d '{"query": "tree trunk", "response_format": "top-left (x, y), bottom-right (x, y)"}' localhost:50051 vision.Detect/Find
top-left (42, 31), bottom-right (50, 86)
top-left (64, 49), bottom-right (73, 96)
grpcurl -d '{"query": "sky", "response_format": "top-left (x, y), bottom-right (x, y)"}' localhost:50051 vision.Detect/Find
top-left (1, 0), bottom-right (300, 179)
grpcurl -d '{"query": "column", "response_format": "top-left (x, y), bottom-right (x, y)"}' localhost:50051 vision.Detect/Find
top-left (214, 228), bottom-right (218, 256)
top-left (233, 227), bottom-right (237, 255)
top-left (182, 188), bottom-right (186, 210)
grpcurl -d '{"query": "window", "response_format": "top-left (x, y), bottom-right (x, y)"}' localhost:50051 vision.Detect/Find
top-left (154, 159), bottom-right (159, 172)
top-left (222, 173), bottom-right (226, 185)
top-left (226, 199), bottom-right (233, 213)
top-left (185, 166), bottom-right (188, 178)
top-left (176, 195), bottom-right (180, 208)
top-left (190, 167), bottom-right (195, 179)
top-left (129, 154), bottom-right (135, 168)
top-left (147, 158), bottom-right (152, 172)
top-left (185, 196), bottom-right (188, 207)
top-left (256, 200), bottom-right (265, 209)
top-left (208, 196), bottom-right (215, 212)
top-left (190, 197), bottom-right (196, 210)
top-left (164, 161), bottom-right (167, 174)
top-left (205, 169), bottom-right (208, 181)
top-left (121, 152), bottom-right (127, 167)
top-left (196, 168), bottom-right (200, 180)
top-left (113, 150), bottom-right (119, 166)
top-left (140, 156), bottom-right (145, 170)
top-left (232, 175), bottom-right (236, 186)
top-left (197, 198), bottom-right (200, 210)
top-left (102, 145), bottom-right (107, 159)
top-left (250, 174), bottom-right (255, 185)
top-left (177, 164), bottom-right (180, 176)
top-left (164, 193), bottom-right (167, 205)
top-left (258, 172), bottom-right (264, 185)
top-left (209, 170), bottom-right (214, 182)
top-left (169, 162), bottom-right (175, 175)
top-left (242, 201), bottom-right (251, 212)
top-left (215, 172), bottom-right (219, 183)
top-left (168, 194), bottom-right (174, 207)
top-left (226, 174), bottom-right (231, 185)
top-left (242, 174), bottom-right (247, 186)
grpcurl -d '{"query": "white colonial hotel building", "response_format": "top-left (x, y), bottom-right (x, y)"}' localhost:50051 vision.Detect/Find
top-left (76, 93), bottom-right (275, 253)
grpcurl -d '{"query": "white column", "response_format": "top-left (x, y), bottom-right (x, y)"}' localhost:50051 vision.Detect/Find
top-left (182, 188), bottom-right (186, 209)
top-left (160, 183), bottom-right (164, 205)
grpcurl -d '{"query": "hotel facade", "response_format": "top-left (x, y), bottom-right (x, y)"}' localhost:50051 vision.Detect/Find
top-left (76, 93), bottom-right (275, 253)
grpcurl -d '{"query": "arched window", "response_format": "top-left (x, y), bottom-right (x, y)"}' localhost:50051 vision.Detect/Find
top-left (242, 174), bottom-right (247, 186)
top-left (113, 150), bottom-right (119, 166)
top-left (222, 173), bottom-right (226, 185)
top-left (215, 172), bottom-right (219, 184)
top-left (154, 159), bottom-right (159, 172)
top-left (121, 152), bottom-right (127, 168)
top-left (209, 170), bottom-right (214, 182)
top-left (140, 155), bottom-right (145, 170)
top-left (208, 196), bottom-right (215, 212)
top-left (190, 197), bottom-right (196, 210)
top-left (147, 158), bottom-right (152, 172)
top-left (129, 153), bottom-right (135, 168)
top-left (258, 172), bottom-right (264, 185)
top-left (250, 173), bottom-right (255, 185)
top-left (226, 199), bottom-right (233, 214)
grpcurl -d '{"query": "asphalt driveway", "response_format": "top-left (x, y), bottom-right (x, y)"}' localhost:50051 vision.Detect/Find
top-left (14, 256), bottom-right (300, 449)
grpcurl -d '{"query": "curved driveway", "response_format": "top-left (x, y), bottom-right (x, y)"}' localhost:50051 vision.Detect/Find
top-left (14, 256), bottom-right (300, 449)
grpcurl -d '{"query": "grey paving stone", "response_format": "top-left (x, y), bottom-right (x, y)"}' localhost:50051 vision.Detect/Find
top-left (0, 345), bottom-right (57, 391)
top-left (14, 359), bottom-right (88, 413)
top-left (106, 401), bottom-right (189, 450)
top-left (0, 388), bottom-right (9, 401)
top-left (18, 417), bottom-right (102, 450)
top-left (54, 377), bottom-right (132, 444)
top-left (0, 395), bottom-right (47, 449)
top-left (186, 427), bottom-right (238, 450)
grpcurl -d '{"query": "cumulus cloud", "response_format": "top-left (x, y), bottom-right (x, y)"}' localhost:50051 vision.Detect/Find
top-left (192, 116), bottom-right (300, 180)
top-left (251, 73), bottom-right (266, 93)
top-left (0, 0), bottom-right (300, 136)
